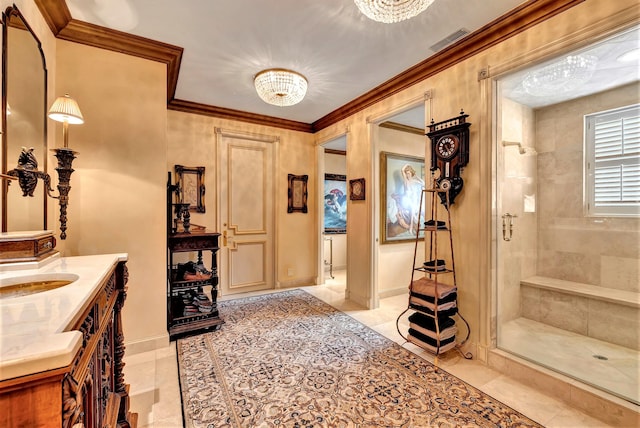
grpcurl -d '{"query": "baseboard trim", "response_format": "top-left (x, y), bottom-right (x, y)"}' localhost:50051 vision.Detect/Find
top-left (278, 277), bottom-right (316, 288)
top-left (125, 334), bottom-right (170, 356)
top-left (378, 286), bottom-right (408, 299)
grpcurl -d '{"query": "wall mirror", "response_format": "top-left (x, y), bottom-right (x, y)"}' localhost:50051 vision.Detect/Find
top-left (1, 6), bottom-right (48, 232)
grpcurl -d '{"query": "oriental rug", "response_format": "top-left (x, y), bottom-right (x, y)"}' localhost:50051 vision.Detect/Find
top-left (177, 289), bottom-right (542, 428)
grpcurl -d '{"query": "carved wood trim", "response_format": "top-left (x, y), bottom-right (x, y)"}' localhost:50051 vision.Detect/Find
top-left (0, 369), bottom-right (67, 392)
top-left (35, 0), bottom-right (584, 132)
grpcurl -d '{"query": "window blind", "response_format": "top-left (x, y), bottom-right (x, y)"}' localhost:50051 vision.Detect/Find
top-left (587, 104), bottom-right (640, 216)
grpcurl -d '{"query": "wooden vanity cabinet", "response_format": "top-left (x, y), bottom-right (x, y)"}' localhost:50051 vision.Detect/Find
top-left (0, 261), bottom-right (137, 428)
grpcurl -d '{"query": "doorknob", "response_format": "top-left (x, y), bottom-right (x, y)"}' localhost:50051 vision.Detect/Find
top-left (501, 213), bottom-right (517, 241)
top-left (222, 230), bottom-right (228, 246)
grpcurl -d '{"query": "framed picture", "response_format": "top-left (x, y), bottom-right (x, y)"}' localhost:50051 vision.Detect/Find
top-left (324, 173), bottom-right (347, 234)
top-left (175, 165), bottom-right (205, 213)
top-left (380, 152), bottom-right (426, 244)
top-left (349, 178), bottom-right (365, 201)
top-left (287, 174), bottom-right (308, 213)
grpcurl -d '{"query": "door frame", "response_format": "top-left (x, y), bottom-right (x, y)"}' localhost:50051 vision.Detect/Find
top-left (315, 131), bottom-right (348, 290)
top-left (215, 127), bottom-right (279, 293)
top-left (478, 15), bottom-right (636, 362)
top-left (366, 94), bottom-right (431, 309)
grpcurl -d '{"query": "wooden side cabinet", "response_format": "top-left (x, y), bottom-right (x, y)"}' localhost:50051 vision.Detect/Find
top-left (0, 261), bottom-right (137, 428)
top-left (167, 231), bottom-right (224, 340)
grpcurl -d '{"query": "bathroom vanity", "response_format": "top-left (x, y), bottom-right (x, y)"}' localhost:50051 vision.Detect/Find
top-left (0, 253), bottom-right (137, 427)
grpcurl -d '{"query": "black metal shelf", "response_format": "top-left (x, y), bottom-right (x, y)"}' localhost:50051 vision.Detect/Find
top-left (396, 186), bottom-right (472, 362)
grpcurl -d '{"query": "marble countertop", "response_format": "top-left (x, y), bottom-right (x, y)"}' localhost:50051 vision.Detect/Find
top-left (0, 253), bottom-right (128, 381)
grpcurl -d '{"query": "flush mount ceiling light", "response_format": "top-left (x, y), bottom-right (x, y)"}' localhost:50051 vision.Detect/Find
top-left (254, 68), bottom-right (308, 107)
top-left (522, 54), bottom-right (598, 97)
top-left (354, 0), bottom-right (435, 24)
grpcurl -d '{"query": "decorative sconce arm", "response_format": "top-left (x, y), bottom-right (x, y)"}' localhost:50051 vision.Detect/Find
top-left (5, 147), bottom-right (55, 198)
top-left (6, 146), bottom-right (77, 239)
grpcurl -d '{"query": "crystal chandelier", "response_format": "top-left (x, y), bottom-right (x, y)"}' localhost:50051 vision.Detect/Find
top-left (522, 54), bottom-right (598, 97)
top-left (254, 68), bottom-right (308, 107)
top-left (354, 0), bottom-right (435, 24)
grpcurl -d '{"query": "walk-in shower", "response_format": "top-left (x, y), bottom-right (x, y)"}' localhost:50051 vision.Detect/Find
top-left (494, 26), bottom-right (639, 405)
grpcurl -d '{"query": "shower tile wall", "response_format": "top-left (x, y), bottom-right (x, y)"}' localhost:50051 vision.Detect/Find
top-left (498, 98), bottom-right (537, 325)
top-left (530, 82), bottom-right (640, 350)
top-left (535, 82), bottom-right (640, 291)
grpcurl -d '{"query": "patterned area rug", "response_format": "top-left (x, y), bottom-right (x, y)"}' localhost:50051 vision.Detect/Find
top-left (177, 289), bottom-right (543, 428)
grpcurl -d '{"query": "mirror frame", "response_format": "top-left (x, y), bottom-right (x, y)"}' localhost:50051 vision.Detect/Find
top-left (1, 5), bottom-right (48, 231)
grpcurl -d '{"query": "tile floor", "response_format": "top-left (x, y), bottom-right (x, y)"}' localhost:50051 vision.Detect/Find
top-left (123, 270), bottom-right (623, 427)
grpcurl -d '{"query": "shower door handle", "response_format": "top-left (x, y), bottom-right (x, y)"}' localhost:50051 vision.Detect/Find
top-left (502, 213), bottom-right (517, 241)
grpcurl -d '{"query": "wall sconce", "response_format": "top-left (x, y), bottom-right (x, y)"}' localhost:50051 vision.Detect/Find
top-left (47, 94), bottom-right (83, 239)
top-left (5, 94), bottom-right (83, 239)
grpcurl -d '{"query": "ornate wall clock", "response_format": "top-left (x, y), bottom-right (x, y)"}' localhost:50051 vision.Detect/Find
top-left (426, 110), bottom-right (471, 207)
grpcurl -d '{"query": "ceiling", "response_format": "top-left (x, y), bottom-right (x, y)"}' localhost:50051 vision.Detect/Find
top-left (64, 0), bottom-right (528, 125)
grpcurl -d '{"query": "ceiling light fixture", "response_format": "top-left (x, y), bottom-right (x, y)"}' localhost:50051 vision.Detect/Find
top-left (522, 54), bottom-right (598, 97)
top-left (254, 69), bottom-right (308, 107)
top-left (354, 0), bottom-right (435, 24)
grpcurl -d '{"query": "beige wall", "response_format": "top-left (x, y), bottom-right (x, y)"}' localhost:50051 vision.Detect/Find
top-left (3, 0), bottom-right (637, 354)
top-left (167, 110), bottom-right (317, 291)
top-left (55, 41), bottom-right (168, 349)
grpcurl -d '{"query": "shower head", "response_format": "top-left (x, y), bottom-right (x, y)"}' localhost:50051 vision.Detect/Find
top-left (501, 141), bottom-right (537, 156)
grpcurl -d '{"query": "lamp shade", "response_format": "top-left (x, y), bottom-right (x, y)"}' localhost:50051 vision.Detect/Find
top-left (254, 69), bottom-right (308, 107)
top-left (48, 94), bottom-right (84, 124)
top-left (354, 0), bottom-right (435, 24)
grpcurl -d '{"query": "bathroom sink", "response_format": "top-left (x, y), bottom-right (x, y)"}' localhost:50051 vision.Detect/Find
top-left (0, 274), bottom-right (79, 299)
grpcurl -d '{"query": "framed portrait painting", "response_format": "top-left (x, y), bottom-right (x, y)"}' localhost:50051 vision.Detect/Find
top-left (380, 152), bottom-right (426, 244)
top-left (349, 178), bottom-right (365, 201)
top-left (175, 165), bottom-right (205, 213)
top-left (287, 174), bottom-right (308, 213)
top-left (324, 174), bottom-right (347, 234)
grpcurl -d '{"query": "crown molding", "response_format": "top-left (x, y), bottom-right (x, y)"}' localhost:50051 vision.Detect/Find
top-left (35, 0), bottom-right (584, 133)
top-left (34, 0), bottom-right (71, 34)
top-left (168, 99), bottom-right (313, 134)
top-left (34, 0), bottom-right (182, 102)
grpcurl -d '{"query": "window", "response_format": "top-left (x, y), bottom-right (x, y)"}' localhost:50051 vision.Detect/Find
top-left (585, 104), bottom-right (640, 217)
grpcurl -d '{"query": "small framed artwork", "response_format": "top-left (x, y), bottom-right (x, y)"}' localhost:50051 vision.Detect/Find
top-left (380, 152), bottom-right (426, 244)
top-left (175, 165), bottom-right (205, 213)
top-left (324, 173), bottom-right (347, 234)
top-left (349, 178), bottom-right (365, 201)
top-left (288, 174), bottom-right (308, 213)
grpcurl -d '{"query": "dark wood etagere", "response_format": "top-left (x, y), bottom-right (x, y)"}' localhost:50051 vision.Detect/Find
top-left (167, 173), bottom-right (223, 340)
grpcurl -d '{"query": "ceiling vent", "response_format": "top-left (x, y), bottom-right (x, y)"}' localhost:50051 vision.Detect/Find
top-left (430, 28), bottom-right (469, 52)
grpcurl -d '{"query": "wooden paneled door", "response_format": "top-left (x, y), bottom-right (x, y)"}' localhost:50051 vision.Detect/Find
top-left (216, 129), bottom-right (276, 295)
